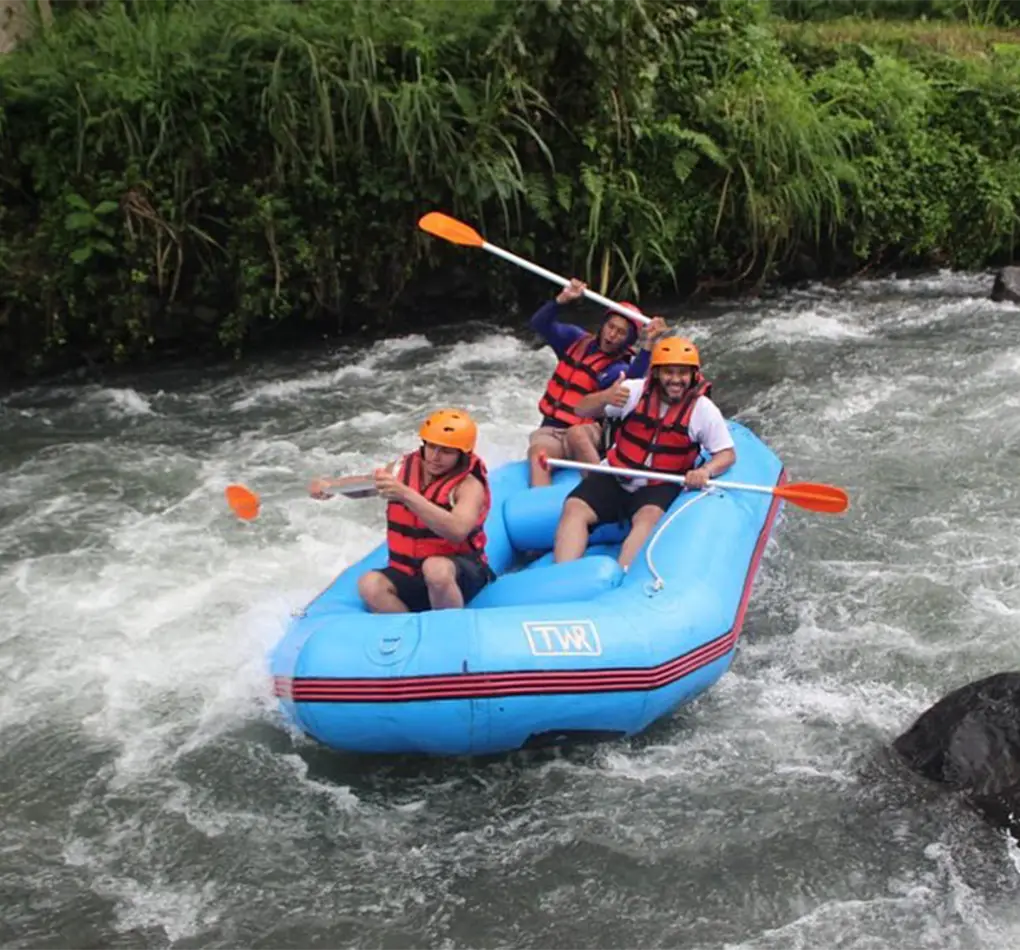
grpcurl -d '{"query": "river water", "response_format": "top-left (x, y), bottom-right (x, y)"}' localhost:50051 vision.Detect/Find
top-left (2, 271), bottom-right (1020, 949)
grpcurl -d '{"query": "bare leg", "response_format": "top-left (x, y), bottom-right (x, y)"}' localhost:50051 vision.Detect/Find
top-left (564, 423), bottom-right (602, 469)
top-left (618, 505), bottom-right (666, 570)
top-left (528, 432), bottom-right (567, 488)
top-left (358, 570), bottom-right (409, 613)
top-left (553, 497), bottom-right (599, 564)
top-left (422, 556), bottom-right (463, 610)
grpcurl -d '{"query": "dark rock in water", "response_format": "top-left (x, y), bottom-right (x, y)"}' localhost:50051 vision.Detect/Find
top-left (990, 266), bottom-right (1020, 303)
top-left (893, 672), bottom-right (1020, 837)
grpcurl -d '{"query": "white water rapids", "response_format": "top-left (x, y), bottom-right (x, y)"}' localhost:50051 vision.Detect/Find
top-left (2, 271), bottom-right (1020, 948)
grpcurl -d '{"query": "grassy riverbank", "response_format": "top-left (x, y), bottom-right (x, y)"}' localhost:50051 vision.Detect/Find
top-left (1, 0), bottom-right (1018, 380)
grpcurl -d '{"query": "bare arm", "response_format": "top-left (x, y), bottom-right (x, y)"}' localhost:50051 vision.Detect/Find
top-left (573, 372), bottom-right (631, 419)
top-left (309, 460), bottom-right (399, 500)
top-left (685, 447), bottom-right (736, 490)
top-left (701, 447), bottom-right (736, 480)
top-left (573, 389), bottom-right (611, 419)
top-left (395, 474), bottom-right (487, 544)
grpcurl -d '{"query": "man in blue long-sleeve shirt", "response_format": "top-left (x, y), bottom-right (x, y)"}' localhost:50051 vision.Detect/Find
top-left (527, 278), bottom-right (667, 487)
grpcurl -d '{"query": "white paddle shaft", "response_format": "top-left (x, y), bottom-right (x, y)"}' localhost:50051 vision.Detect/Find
top-left (546, 456), bottom-right (774, 498)
top-left (481, 242), bottom-right (651, 324)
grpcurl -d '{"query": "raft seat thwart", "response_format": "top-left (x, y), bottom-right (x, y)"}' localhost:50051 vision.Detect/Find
top-left (469, 555), bottom-right (625, 610)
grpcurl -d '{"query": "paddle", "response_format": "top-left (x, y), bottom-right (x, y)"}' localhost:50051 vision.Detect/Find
top-left (225, 477), bottom-right (379, 521)
top-left (418, 211), bottom-right (652, 325)
top-left (225, 484), bottom-right (260, 521)
top-left (308, 476), bottom-right (379, 500)
top-left (537, 454), bottom-right (849, 515)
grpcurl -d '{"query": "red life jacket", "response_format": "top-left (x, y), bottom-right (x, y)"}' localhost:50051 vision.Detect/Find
top-left (605, 376), bottom-right (713, 485)
top-left (538, 334), bottom-right (631, 428)
top-left (386, 451), bottom-right (491, 577)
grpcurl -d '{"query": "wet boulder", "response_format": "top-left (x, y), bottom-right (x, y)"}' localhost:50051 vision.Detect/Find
top-left (990, 266), bottom-right (1020, 304)
top-left (893, 672), bottom-right (1020, 837)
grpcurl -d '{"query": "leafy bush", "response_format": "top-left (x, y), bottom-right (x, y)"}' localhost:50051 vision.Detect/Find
top-left (0, 0), bottom-right (1017, 379)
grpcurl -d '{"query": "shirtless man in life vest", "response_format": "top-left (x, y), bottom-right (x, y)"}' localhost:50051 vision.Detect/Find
top-left (552, 336), bottom-right (736, 570)
top-left (528, 278), bottom-right (667, 487)
top-left (309, 409), bottom-right (494, 613)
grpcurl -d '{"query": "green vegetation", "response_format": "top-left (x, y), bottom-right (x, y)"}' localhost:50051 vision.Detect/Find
top-left (1, 0), bottom-right (1019, 380)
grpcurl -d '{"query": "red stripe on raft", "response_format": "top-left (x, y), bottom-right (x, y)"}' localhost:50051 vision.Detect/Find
top-left (274, 468), bottom-right (786, 704)
top-left (277, 636), bottom-right (735, 702)
top-left (730, 467), bottom-right (786, 642)
top-left (289, 629), bottom-right (730, 690)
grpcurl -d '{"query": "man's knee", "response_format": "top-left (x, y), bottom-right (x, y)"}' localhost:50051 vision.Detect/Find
top-left (561, 497), bottom-right (598, 526)
top-left (564, 424), bottom-right (598, 456)
top-left (358, 570), bottom-right (384, 597)
top-left (529, 436), bottom-right (564, 460)
top-left (358, 570), bottom-right (397, 608)
top-left (631, 505), bottom-right (666, 529)
top-left (421, 556), bottom-right (456, 587)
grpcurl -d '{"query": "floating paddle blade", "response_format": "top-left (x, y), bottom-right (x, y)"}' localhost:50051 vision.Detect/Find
top-left (775, 481), bottom-right (849, 514)
top-left (418, 212), bottom-right (485, 248)
top-left (226, 483), bottom-right (260, 521)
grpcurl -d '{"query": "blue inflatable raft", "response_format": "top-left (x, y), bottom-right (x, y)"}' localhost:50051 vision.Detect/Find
top-left (269, 421), bottom-right (785, 756)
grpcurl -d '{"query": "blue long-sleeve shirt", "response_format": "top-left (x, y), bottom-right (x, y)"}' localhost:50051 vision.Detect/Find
top-left (529, 300), bottom-right (650, 389)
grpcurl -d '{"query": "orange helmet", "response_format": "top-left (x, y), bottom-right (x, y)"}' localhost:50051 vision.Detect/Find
top-left (418, 408), bottom-right (477, 453)
top-left (651, 336), bottom-right (700, 369)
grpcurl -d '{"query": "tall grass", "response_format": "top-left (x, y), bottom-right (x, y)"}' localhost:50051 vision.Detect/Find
top-left (675, 55), bottom-right (859, 284)
top-left (0, 0), bottom-right (1019, 378)
top-left (0, 0), bottom-right (556, 366)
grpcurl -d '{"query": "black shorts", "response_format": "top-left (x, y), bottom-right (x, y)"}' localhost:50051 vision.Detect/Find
top-left (377, 555), bottom-right (495, 613)
top-left (566, 472), bottom-right (682, 526)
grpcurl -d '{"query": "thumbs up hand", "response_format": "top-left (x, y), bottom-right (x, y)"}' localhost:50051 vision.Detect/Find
top-left (605, 371), bottom-right (630, 408)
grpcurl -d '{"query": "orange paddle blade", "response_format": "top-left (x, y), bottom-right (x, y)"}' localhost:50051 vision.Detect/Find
top-left (226, 484), bottom-right (260, 521)
top-left (418, 212), bottom-right (485, 248)
top-left (775, 481), bottom-right (849, 514)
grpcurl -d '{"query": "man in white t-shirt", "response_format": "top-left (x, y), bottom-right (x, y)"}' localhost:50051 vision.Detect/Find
top-left (552, 335), bottom-right (736, 570)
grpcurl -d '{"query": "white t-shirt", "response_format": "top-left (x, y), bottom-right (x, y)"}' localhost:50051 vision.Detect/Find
top-left (601, 379), bottom-right (734, 492)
